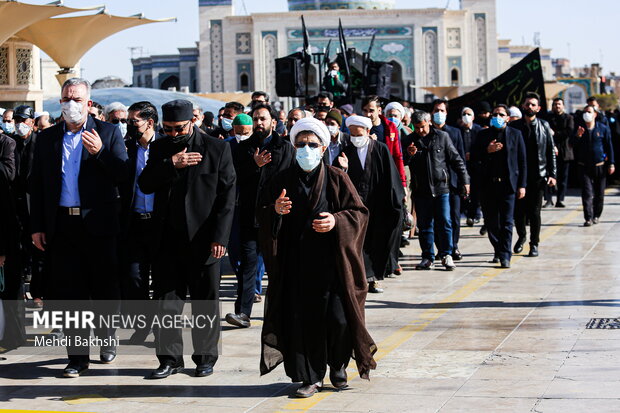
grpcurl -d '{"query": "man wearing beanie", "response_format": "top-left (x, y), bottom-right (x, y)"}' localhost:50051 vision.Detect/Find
top-left (323, 109), bottom-right (350, 167)
top-left (138, 99), bottom-right (236, 379)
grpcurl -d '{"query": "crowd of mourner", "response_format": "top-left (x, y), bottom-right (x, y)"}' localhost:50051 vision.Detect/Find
top-left (0, 74), bottom-right (616, 397)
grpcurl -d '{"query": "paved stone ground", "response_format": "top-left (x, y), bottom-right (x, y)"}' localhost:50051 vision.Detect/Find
top-left (1, 189), bottom-right (620, 413)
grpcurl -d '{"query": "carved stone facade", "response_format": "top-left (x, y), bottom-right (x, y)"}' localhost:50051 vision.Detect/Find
top-left (475, 13), bottom-right (488, 83)
top-left (16, 48), bottom-right (33, 86)
top-left (0, 47), bottom-right (8, 85)
top-left (210, 19), bottom-right (224, 92)
top-left (262, 33), bottom-right (278, 98)
top-left (447, 28), bottom-right (461, 49)
top-left (423, 28), bottom-right (439, 87)
top-left (236, 33), bottom-right (251, 55)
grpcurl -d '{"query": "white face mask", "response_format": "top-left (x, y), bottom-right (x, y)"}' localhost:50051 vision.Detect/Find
top-left (15, 122), bottom-right (31, 137)
top-left (194, 119), bottom-right (203, 128)
top-left (235, 134), bottom-right (251, 142)
top-left (583, 112), bottom-right (595, 123)
top-left (117, 122), bottom-right (128, 137)
top-left (351, 135), bottom-right (369, 148)
top-left (462, 114), bottom-right (473, 124)
top-left (61, 100), bottom-right (85, 124)
top-left (327, 125), bottom-right (340, 136)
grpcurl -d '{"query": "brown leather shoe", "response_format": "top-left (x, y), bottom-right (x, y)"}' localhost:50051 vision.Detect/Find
top-left (329, 366), bottom-right (348, 389)
top-left (295, 381), bottom-right (322, 398)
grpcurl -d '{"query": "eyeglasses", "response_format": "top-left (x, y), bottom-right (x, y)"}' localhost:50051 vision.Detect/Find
top-left (294, 142), bottom-right (322, 149)
top-left (162, 121), bottom-right (191, 133)
top-left (127, 118), bottom-right (146, 126)
top-left (492, 113), bottom-right (507, 117)
top-left (111, 118), bottom-right (127, 124)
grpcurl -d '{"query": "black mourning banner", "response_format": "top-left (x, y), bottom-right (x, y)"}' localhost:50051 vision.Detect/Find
top-left (415, 48), bottom-right (546, 123)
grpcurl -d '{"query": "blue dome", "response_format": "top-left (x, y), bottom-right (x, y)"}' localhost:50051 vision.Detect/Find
top-left (43, 87), bottom-right (225, 119)
top-left (287, 0), bottom-right (395, 11)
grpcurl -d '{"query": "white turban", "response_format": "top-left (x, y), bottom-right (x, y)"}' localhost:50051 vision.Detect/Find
top-left (385, 102), bottom-right (405, 118)
top-left (345, 115), bottom-right (373, 130)
top-left (509, 106), bottom-right (522, 118)
top-left (289, 117), bottom-right (330, 146)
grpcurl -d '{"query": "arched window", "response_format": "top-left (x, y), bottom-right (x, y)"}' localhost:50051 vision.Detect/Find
top-left (451, 68), bottom-right (459, 86)
top-left (240, 73), bottom-right (249, 91)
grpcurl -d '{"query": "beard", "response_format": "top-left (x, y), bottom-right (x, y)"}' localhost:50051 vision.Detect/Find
top-left (524, 109), bottom-right (536, 117)
top-left (254, 127), bottom-right (271, 140)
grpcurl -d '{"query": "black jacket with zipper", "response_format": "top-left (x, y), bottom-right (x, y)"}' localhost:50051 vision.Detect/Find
top-left (408, 128), bottom-right (469, 197)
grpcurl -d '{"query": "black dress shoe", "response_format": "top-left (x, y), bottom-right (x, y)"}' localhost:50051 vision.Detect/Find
top-left (100, 350), bottom-right (116, 364)
top-left (479, 225), bottom-right (487, 236)
top-left (514, 237), bottom-right (525, 254)
top-left (295, 381), bottom-right (322, 398)
top-left (329, 366), bottom-right (348, 389)
top-left (555, 201), bottom-right (565, 208)
top-left (543, 200), bottom-right (554, 208)
top-left (584, 220), bottom-right (593, 227)
top-left (63, 362), bottom-right (89, 378)
top-left (148, 362), bottom-right (184, 379)
top-left (528, 244), bottom-right (539, 257)
top-left (195, 364), bottom-right (214, 377)
top-left (500, 259), bottom-right (511, 268)
top-left (593, 217), bottom-right (599, 224)
top-left (225, 313), bottom-right (251, 328)
top-left (489, 255), bottom-right (500, 264)
top-left (452, 249), bottom-right (462, 261)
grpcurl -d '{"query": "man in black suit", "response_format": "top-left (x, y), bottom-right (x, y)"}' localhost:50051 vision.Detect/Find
top-left (226, 103), bottom-right (296, 328)
top-left (118, 101), bottom-right (160, 344)
top-left (0, 130), bottom-right (26, 352)
top-left (29, 78), bottom-right (128, 377)
top-left (138, 99), bottom-right (236, 379)
top-left (472, 104), bottom-right (527, 268)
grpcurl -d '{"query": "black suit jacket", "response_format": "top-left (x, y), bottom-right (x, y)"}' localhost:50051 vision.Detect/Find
top-left (322, 132), bottom-right (351, 166)
top-left (29, 116), bottom-right (128, 238)
top-left (138, 126), bottom-right (236, 264)
top-left (437, 124), bottom-right (466, 190)
top-left (472, 126), bottom-right (527, 193)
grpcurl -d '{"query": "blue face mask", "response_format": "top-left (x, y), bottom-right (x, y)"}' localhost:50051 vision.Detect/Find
top-left (490, 116), bottom-right (505, 129)
top-left (433, 112), bottom-right (447, 125)
top-left (2, 122), bottom-right (14, 134)
top-left (295, 144), bottom-right (323, 172)
top-left (388, 117), bottom-right (401, 128)
top-left (221, 117), bottom-right (233, 131)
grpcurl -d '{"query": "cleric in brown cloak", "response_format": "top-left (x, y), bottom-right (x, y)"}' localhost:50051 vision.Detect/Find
top-left (258, 117), bottom-right (377, 398)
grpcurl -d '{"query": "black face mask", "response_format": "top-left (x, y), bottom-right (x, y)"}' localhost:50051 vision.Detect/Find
top-left (524, 109), bottom-right (536, 117)
top-left (127, 124), bottom-right (143, 140)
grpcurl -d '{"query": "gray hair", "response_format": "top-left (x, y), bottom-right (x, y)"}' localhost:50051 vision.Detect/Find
top-left (412, 110), bottom-right (431, 124)
top-left (288, 107), bottom-right (307, 118)
top-left (192, 103), bottom-right (203, 112)
top-left (461, 106), bottom-right (474, 115)
top-left (61, 77), bottom-right (91, 99)
top-left (104, 101), bottom-right (128, 116)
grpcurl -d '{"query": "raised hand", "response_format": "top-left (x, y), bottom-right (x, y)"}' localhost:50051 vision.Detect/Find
top-left (487, 139), bottom-right (503, 153)
top-left (172, 148), bottom-right (203, 168)
top-left (337, 152), bottom-right (348, 169)
top-left (82, 129), bottom-right (103, 155)
top-left (275, 189), bottom-right (292, 215)
top-left (254, 148), bottom-right (272, 167)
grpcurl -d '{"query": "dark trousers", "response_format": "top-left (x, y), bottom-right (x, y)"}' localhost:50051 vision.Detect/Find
top-left (466, 163), bottom-right (482, 220)
top-left (15, 201), bottom-right (46, 298)
top-left (236, 226), bottom-right (260, 317)
top-left (152, 233), bottom-right (220, 367)
top-left (0, 247), bottom-right (26, 351)
top-left (515, 178), bottom-right (545, 245)
top-left (227, 210), bottom-right (265, 294)
top-left (480, 183), bottom-right (516, 262)
top-left (449, 191), bottom-right (461, 250)
top-left (47, 212), bottom-right (120, 364)
top-left (580, 164), bottom-right (607, 221)
top-left (543, 158), bottom-right (570, 203)
top-left (120, 216), bottom-right (157, 335)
